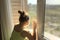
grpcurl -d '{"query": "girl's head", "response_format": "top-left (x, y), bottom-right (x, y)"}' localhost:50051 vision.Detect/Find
top-left (18, 11), bottom-right (29, 26)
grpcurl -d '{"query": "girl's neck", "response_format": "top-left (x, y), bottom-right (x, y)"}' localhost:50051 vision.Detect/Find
top-left (14, 23), bottom-right (24, 32)
top-left (19, 22), bottom-right (24, 27)
top-left (18, 23), bottom-right (24, 31)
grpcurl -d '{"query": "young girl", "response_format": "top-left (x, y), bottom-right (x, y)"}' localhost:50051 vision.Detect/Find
top-left (10, 11), bottom-right (37, 40)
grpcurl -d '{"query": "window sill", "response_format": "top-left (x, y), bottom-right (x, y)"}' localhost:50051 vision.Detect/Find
top-left (44, 32), bottom-right (60, 40)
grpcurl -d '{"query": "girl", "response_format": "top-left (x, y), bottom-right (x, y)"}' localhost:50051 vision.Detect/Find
top-left (10, 11), bottom-right (37, 40)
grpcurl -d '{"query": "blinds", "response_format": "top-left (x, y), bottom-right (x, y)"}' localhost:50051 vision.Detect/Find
top-left (11, 0), bottom-right (27, 25)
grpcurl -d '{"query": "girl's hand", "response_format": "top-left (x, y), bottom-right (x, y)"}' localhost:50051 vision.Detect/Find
top-left (32, 19), bottom-right (37, 31)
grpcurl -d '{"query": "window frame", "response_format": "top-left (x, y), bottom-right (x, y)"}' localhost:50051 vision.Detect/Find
top-left (37, 0), bottom-right (60, 40)
top-left (37, 0), bottom-right (45, 40)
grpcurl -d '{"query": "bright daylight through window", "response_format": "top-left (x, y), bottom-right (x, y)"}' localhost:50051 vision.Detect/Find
top-left (44, 0), bottom-right (60, 38)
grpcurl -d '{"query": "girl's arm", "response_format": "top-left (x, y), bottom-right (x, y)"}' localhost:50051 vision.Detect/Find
top-left (32, 20), bottom-right (37, 40)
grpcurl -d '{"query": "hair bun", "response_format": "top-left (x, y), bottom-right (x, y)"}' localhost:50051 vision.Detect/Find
top-left (18, 10), bottom-right (25, 16)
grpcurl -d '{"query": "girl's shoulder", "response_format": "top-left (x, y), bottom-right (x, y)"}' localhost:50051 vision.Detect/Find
top-left (14, 24), bottom-right (20, 32)
top-left (14, 24), bottom-right (19, 27)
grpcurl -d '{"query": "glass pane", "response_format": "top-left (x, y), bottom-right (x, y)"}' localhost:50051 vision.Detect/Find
top-left (45, 0), bottom-right (60, 38)
top-left (27, 0), bottom-right (37, 37)
top-left (27, 0), bottom-right (37, 28)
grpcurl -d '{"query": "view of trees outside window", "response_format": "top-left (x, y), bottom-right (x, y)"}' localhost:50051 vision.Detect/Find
top-left (44, 0), bottom-right (60, 37)
top-left (27, 0), bottom-right (37, 29)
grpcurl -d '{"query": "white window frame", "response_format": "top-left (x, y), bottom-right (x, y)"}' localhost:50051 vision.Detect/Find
top-left (37, 0), bottom-right (45, 40)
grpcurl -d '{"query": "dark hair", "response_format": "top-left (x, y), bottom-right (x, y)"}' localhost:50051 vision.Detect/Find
top-left (18, 11), bottom-right (29, 23)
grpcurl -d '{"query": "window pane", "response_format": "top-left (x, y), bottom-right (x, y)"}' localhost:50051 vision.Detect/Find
top-left (44, 0), bottom-right (60, 37)
top-left (27, 0), bottom-right (37, 29)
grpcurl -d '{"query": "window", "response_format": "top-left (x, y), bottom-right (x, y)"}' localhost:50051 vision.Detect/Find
top-left (44, 0), bottom-right (60, 38)
top-left (27, 0), bottom-right (37, 29)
